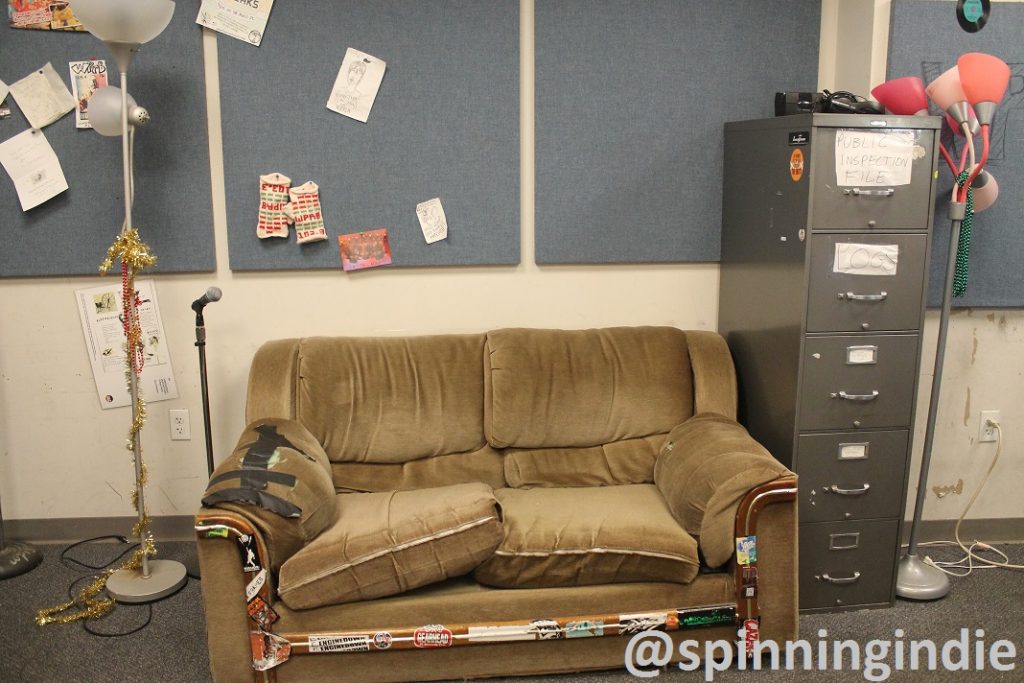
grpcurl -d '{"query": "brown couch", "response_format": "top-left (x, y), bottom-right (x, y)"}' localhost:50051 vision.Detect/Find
top-left (195, 327), bottom-right (797, 682)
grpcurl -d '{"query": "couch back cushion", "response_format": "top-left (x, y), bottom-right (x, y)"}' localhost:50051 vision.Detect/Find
top-left (250, 334), bottom-right (488, 464)
top-left (484, 327), bottom-right (693, 450)
top-left (502, 435), bottom-right (666, 488)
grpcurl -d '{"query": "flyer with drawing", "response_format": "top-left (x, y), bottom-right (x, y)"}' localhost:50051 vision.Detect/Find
top-left (75, 279), bottom-right (178, 410)
top-left (196, 0), bottom-right (274, 46)
top-left (327, 48), bottom-right (386, 123)
top-left (69, 59), bottom-right (108, 129)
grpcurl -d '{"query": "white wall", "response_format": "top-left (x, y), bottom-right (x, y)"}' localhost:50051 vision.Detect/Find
top-left (0, 1), bottom-right (1018, 528)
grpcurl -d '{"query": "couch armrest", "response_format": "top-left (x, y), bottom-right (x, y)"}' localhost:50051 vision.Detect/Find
top-left (734, 476), bottom-right (798, 643)
top-left (201, 417), bottom-right (337, 572)
top-left (653, 414), bottom-right (791, 567)
top-left (194, 510), bottom-right (269, 683)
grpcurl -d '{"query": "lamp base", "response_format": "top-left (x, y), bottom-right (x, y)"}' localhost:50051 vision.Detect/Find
top-left (0, 543), bottom-right (43, 580)
top-left (896, 553), bottom-right (951, 601)
top-left (107, 559), bottom-right (187, 603)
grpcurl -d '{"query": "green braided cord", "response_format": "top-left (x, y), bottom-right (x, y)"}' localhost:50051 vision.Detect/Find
top-left (953, 170), bottom-right (974, 298)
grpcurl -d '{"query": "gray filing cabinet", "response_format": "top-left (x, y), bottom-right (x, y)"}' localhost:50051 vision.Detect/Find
top-left (717, 114), bottom-right (940, 612)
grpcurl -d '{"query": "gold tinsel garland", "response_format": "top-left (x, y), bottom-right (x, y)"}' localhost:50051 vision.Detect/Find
top-left (36, 229), bottom-right (160, 627)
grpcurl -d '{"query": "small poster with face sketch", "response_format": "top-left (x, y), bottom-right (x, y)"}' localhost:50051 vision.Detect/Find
top-left (327, 48), bottom-right (386, 123)
top-left (416, 197), bottom-right (448, 244)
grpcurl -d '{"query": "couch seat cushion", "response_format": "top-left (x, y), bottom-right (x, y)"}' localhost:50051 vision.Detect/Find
top-left (473, 485), bottom-right (699, 588)
top-left (277, 483), bottom-right (502, 609)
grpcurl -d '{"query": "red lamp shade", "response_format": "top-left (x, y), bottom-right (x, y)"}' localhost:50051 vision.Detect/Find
top-left (958, 53), bottom-right (1011, 105)
top-left (958, 52), bottom-right (1011, 126)
top-left (872, 76), bottom-right (929, 115)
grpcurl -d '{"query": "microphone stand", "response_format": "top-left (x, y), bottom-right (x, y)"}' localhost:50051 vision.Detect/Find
top-left (194, 304), bottom-right (215, 478)
top-left (189, 291), bottom-right (219, 580)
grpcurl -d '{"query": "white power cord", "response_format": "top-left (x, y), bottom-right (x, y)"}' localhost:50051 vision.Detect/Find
top-left (919, 420), bottom-right (1024, 576)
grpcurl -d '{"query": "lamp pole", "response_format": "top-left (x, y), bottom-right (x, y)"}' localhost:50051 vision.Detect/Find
top-left (896, 203), bottom-right (965, 600)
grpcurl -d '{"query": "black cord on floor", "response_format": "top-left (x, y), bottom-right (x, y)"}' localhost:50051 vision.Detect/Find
top-left (58, 536), bottom-right (190, 638)
top-left (60, 535), bottom-right (134, 571)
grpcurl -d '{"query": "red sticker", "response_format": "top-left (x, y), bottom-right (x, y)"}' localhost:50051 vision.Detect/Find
top-left (247, 595), bottom-right (279, 629)
top-left (789, 148), bottom-right (804, 181)
top-left (743, 619), bottom-right (760, 657)
top-left (413, 624), bottom-right (453, 648)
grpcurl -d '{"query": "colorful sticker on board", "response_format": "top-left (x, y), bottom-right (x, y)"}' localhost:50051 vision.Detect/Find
top-left (237, 533), bottom-right (262, 573)
top-left (245, 569), bottom-right (267, 602)
top-left (251, 631), bottom-right (291, 671)
top-left (467, 624), bottom-right (536, 642)
top-left (307, 634), bottom-right (370, 653)
top-left (530, 619), bottom-right (564, 640)
top-left (619, 612), bottom-right (668, 635)
top-left (201, 527), bottom-right (229, 539)
top-left (788, 131), bottom-right (809, 146)
top-left (677, 606), bottom-right (736, 629)
top-left (736, 535), bottom-right (757, 565)
top-left (957, 0), bottom-right (990, 32)
top-left (246, 595), bottom-right (279, 630)
top-left (372, 632), bottom-right (393, 650)
top-left (565, 620), bottom-right (604, 638)
top-left (743, 619), bottom-right (760, 658)
top-left (742, 566), bottom-right (758, 599)
top-left (789, 148), bottom-right (804, 181)
top-left (413, 624), bottom-right (453, 648)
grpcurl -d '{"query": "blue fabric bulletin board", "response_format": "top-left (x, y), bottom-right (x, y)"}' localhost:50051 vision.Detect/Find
top-left (889, 0), bottom-right (1024, 307)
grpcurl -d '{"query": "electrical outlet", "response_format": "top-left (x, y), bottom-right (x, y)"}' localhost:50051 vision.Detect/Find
top-left (979, 410), bottom-right (1000, 443)
top-left (170, 409), bottom-right (191, 441)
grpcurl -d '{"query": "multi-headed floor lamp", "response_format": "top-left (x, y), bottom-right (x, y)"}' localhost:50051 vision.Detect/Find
top-left (872, 53), bottom-right (1010, 601)
top-left (68, 0), bottom-right (186, 603)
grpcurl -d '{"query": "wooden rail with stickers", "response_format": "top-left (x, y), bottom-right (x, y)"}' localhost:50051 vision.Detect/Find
top-left (195, 475), bottom-right (797, 679)
top-left (733, 475), bottom-right (799, 654)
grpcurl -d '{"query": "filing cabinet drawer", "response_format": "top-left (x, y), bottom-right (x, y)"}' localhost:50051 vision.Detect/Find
top-left (806, 234), bottom-right (927, 333)
top-left (809, 127), bottom-right (935, 231)
top-left (799, 334), bottom-right (918, 430)
top-left (800, 519), bottom-right (899, 610)
top-left (797, 430), bottom-right (910, 523)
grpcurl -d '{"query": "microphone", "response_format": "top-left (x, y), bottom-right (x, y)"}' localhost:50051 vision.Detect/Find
top-left (191, 287), bottom-right (222, 313)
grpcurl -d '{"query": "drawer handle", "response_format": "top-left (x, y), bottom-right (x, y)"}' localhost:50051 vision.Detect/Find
top-left (837, 291), bottom-right (888, 302)
top-left (844, 188), bottom-right (895, 197)
top-left (831, 390), bottom-right (880, 401)
top-left (820, 571), bottom-right (861, 585)
top-left (826, 483), bottom-right (871, 496)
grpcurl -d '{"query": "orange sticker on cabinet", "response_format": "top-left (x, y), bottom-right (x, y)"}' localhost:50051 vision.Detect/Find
top-left (789, 149), bottom-right (804, 181)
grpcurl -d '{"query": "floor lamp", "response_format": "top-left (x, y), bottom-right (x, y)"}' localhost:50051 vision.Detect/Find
top-left (873, 53), bottom-right (1010, 601)
top-left (69, 0), bottom-right (187, 603)
top-left (0, 489), bottom-right (42, 580)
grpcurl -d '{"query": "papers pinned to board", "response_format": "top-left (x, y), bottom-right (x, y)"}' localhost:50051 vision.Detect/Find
top-left (0, 128), bottom-right (69, 211)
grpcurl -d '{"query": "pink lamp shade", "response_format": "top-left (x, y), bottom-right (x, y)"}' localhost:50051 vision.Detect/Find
top-left (971, 170), bottom-right (998, 213)
top-left (958, 52), bottom-right (1011, 125)
top-left (871, 76), bottom-right (929, 115)
top-left (926, 66), bottom-right (970, 124)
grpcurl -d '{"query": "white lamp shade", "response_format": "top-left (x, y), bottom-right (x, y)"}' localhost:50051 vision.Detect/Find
top-left (89, 86), bottom-right (137, 136)
top-left (69, 0), bottom-right (175, 46)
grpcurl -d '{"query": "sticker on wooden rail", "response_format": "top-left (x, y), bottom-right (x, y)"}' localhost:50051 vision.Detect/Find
top-left (735, 536), bottom-right (757, 565)
top-left (308, 634), bottom-right (371, 653)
